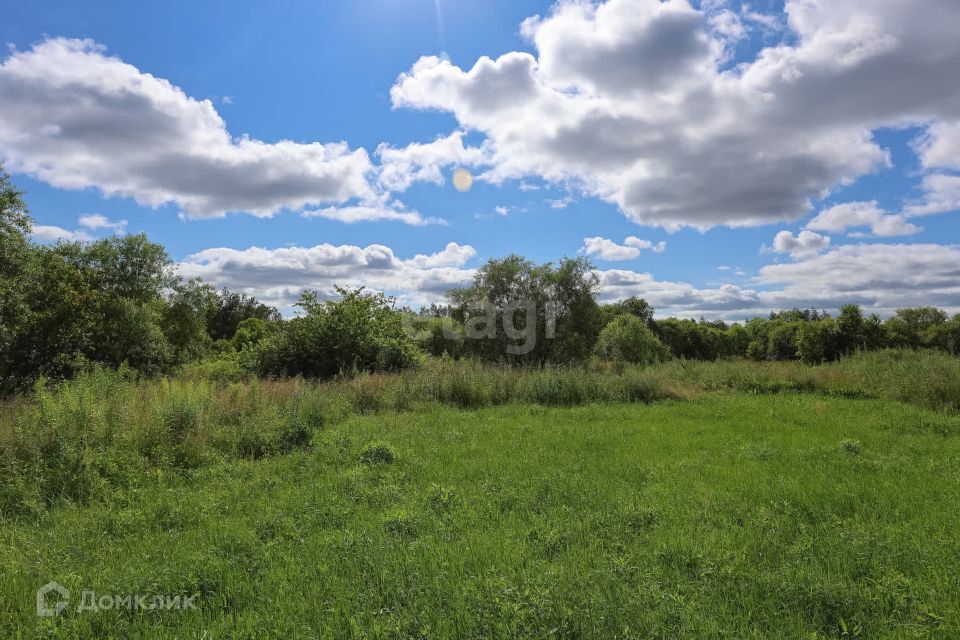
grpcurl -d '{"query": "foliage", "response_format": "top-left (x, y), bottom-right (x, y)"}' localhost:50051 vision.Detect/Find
top-left (0, 166), bottom-right (30, 239)
top-left (207, 288), bottom-right (280, 341)
top-left (0, 165), bottom-right (283, 391)
top-left (447, 255), bottom-right (601, 364)
top-left (162, 278), bottom-right (217, 365)
top-left (594, 315), bottom-right (670, 364)
top-left (600, 296), bottom-right (655, 326)
top-left (5, 167), bottom-right (960, 394)
top-left (886, 306), bottom-right (949, 348)
top-left (254, 287), bottom-right (420, 379)
top-left (795, 317), bottom-right (838, 364)
top-left (406, 314), bottom-right (466, 358)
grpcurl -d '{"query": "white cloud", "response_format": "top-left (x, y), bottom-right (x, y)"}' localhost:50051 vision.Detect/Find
top-left (5, 5), bottom-right (960, 233)
top-left (173, 235), bottom-right (960, 320)
top-left (582, 236), bottom-right (666, 261)
top-left (597, 243), bottom-right (960, 319)
top-left (915, 120), bottom-right (960, 170)
top-left (30, 224), bottom-right (94, 243)
top-left (806, 201), bottom-right (920, 237)
top-left (78, 213), bottom-right (127, 233)
top-left (771, 230), bottom-right (831, 257)
top-left (31, 214), bottom-right (128, 243)
top-left (0, 38), bottom-right (377, 219)
top-left (406, 242), bottom-right (477, 268)
top-left (176, 241), bottom-right (477, 308)
top-left (375, 131), bottom-right (488, 192)
top-left (597, 269), bottom-right (763, 315)
top-left (708, 9), bottom-right (747, 43)
top-left (755, 243), bottom-right (960, 314)
top-left (390, 0), bottom-right (960, 229)
top-left (905, 174), bottom-right (960, 216)
top-left (740, 6), bottom-right (782, 32)
top-left (547, 194), bottom-right (576, 209)
top-left (302, 201), bottom-right (445, 226)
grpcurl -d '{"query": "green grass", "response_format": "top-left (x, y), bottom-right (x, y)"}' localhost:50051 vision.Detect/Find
top-left (3, 392), bottom-right (960, 638)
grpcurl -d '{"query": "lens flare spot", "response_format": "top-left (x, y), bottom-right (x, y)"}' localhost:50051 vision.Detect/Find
top-left (452, 168), bottom-right (473, 192)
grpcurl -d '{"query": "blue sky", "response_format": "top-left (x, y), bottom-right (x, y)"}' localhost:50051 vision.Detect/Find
top-left (2, 0), bottom-right (959, 318)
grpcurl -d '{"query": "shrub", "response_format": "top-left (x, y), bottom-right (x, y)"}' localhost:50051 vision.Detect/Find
top-left (255, 287), bottom-right (421, 379)
top-left (766, 322), bottom-right (801, 361)
top-left (594, 315), bottom-right (670, 365)
top-left (796, 318), bottom-right (839, 364)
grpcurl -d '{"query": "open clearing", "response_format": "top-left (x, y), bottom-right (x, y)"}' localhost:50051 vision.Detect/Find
top-left (4, 392), bottom-right (959, 638)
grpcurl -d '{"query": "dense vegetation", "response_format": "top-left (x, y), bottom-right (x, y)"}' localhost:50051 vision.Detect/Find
top-left (3, 165), bottom-right (960, 395)
top-left (4, 166), bottom-right (960, 636)
top-left (3, 353), bottom-right (960, 637)
top-left (4, 349), bottom-right (960, 520)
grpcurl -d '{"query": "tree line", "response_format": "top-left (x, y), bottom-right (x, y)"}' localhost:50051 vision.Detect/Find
top-left (2, 165), bottom-right (959, 392)
top-left (406, 259), bottom-right (960, 366)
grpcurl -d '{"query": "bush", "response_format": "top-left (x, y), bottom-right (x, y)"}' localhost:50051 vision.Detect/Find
top-left (255, 287), bottom-right (421, 379)
top-left (594, 315), bottom-right (670, 365)
top-left (796, 318), bottom-right (839, 364)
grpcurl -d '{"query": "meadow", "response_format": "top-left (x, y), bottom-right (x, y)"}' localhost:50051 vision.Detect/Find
top-left (1, 350), bottom-right (959, 638)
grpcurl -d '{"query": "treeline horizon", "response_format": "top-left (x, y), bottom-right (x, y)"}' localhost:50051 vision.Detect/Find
top-left (3, 166), bottom-right (960, 392)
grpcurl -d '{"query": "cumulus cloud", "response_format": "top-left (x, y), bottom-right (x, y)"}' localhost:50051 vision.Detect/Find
top-left (406, 242), bottom-right (477, 268)
top-left (176, 241), bottom-right (477, 308)
top-left (598, 243), bottom-right (960, 319)
top-left (771, 230), bottom-right (831, 256)
top-left (905, 174), bottom-right (960, 216)
top-left (375, 131), bottom-right (488, 192)
top-left (390, 0), bottom-right (960, 229)
top-left (806, 201), bottom-right (920, 237)
top-left (582, 236), bottom-right (666, 260)
top-left (915, 120), bottom-right (960, 170)
top-left (755, 243), bottom-right (960, 314)
top-left (302, 201), bottom-right (445, 226)
top-left (78, 213), bottom-right (128, 233)
top-left (0, 38), bottom-right (378, 219)
top-left (30, 213), bottom-right (129, 243)
top-left (174, 236), bottom-right (960, 320)
top-left (31, 225), bottom-right (94, 243)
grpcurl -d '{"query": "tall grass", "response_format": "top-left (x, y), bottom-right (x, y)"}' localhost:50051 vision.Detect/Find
top-left (660, 349), bottom-right (960, 412)
top-left (2, 349), bottom-right (958, 518)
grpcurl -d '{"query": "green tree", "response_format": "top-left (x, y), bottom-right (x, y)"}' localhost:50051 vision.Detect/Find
top-left (405, 314), bottom-right (465, 359)
top-left (836, 304), bottom-right (865, 355)
top-left (0, 166), bottom-right (33, 376)
top-left (653, 318), bottom-right (732, 360)
top-left (256, 287), bottom-right (420, 378)
top-left (594, 315), bottom-right (670, 365)
top-left (796, 318), bottom-right (839, 364)
top-left (1, 232), bottom-right (180, 389)
top-left (162, 279), bottom-right (218, 365)
top-left (766, 321), bottom-right (801, 361)
top-left (207, 289), bottom-right (280, 341)
top-left (600, 297), bottom-right (655, 327)
top-left (929, 315), bottom-right (960, 356)
top-left (0, 166), bottom-right (30, 240)
top-left (863, 313), bottom-right (887, 350)
top-left (725, 324), bottom-right (751, 357)
top-left (885, 307), bottom-right (947, 348)
top-left (448, 255), bottom-right (601, 364)
top-left (232, 317), bottom-right (279, 352)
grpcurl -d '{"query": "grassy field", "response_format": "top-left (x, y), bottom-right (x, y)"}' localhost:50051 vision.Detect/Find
top-left (2, 352), bottom-right (960, 638)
